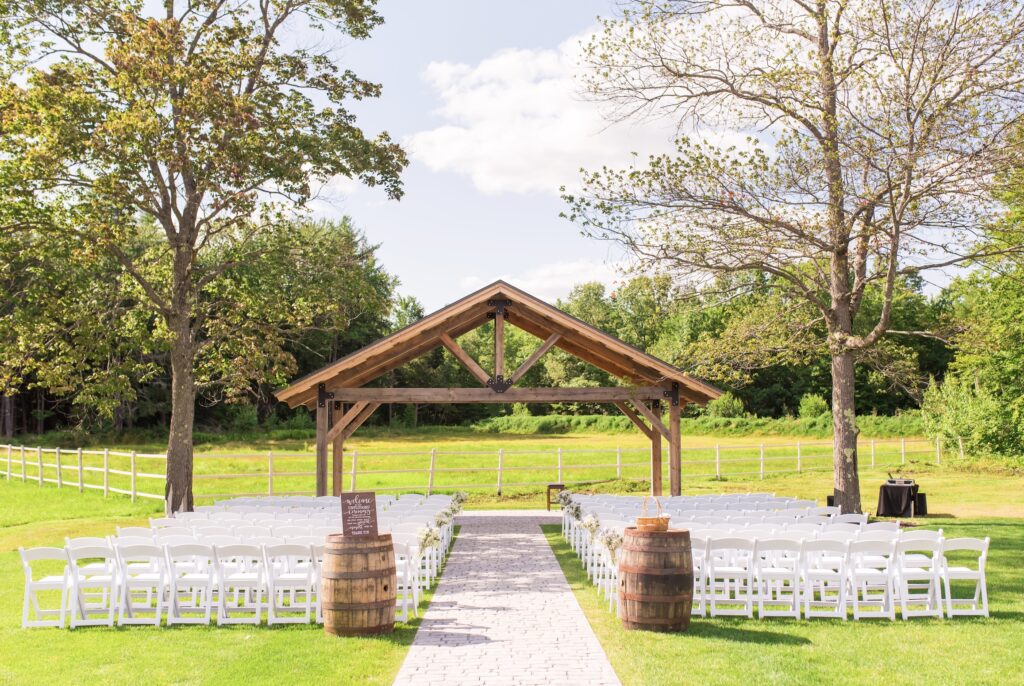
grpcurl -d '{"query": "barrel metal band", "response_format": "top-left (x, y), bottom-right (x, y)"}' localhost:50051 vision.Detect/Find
top-left (621, 616), bottom-right (688, 626)
top-left (621, 544), bottom-right (692, 554)
top-left (326, 544), bottom-right (393, 554)
top-left (322, 567), bottom-right (396, 580)
top-left (618, 564), bottom-right (690, 576)
top-left (620, 591), bottom-right (692, 603)
top-left (323, 598), bottom-right (396, 610)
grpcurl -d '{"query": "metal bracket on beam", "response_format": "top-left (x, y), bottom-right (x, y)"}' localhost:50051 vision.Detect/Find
top-left (663, 382), bottom-right (680, 407)
top-left (487, 375), bottom-right (512, 393)
top-left (317, 383), bottom-right (335, 408)
top-left (487, 299), bottom-right (511, 319)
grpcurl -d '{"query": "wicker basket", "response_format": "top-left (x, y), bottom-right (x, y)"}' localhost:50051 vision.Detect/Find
top-left (635, 495), bottom-right (670, 532)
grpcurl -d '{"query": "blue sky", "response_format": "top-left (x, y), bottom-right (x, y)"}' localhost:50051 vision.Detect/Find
top-left (306, 0), bottom-right (680, 311)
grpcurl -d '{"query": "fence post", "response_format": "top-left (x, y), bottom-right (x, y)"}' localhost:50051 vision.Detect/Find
top-left (37, 447), bottom-right (42, 485)
top-left (5, 444), bottom-right (10, 480)
top-left (427, 448), bottom-right (437, 495)
top-left (935, 436), bottom-right (941, 465)
top-left (21, 445), bottom-right (26, 481)
top-left (871, 439), bottom-right (876, 468)
top-left (130, 450), bottom-right (137, 502)
top-left (616, 446), bottom-right (622, 480)
top-left (715, 444), bottom-right (721, 480)
top-left (759, 444), bottom-right (765, 480)
top-left (557, 447), bottom-right (563, 483)
top-left (496, 449), bottom-right (503, 495)
top-left (350, 450), bottom-right (358, 492)
top-left (267, 451), bottom-right (274, 495)
top-left (102, 448), bottom-right (109, 496)
top-left (77, 447), bottom-right (83, 492)
top-left (958, 436), bottom-right (965, 460)
top-left (55, 447), bottom-right (62, 488)
top-left (796, 441), bottom-right (801, 473)
top-left (901, 437), bottom-right (906, 466)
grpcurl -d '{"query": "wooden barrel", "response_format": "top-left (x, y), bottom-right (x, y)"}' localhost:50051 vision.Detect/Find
top-left (321, 533), bottom-right (397, 636)
top-left (618, 527), bottom-right (693, 632)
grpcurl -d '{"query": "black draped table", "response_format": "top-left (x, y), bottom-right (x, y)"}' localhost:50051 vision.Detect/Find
top-left (876, 481), bottom-right (921, 517)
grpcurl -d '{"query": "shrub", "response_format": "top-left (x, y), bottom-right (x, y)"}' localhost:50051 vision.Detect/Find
top-left (704, 392), bottom-right (746, 418)
top-left (798, 393), bottom-right (829, 419)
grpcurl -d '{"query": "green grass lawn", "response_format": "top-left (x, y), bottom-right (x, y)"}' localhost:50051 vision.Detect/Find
top-left (543, 521), bottom-right (1024, 686)
top-left (0, 481), bottom-right (454, 685)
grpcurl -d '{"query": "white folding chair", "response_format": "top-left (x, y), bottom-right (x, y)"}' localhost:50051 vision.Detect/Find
top-left (942, 537), bottom-right (989, 617)
top-left (753, 538), bottom-right (802, 618)
top-left (689, 534), bottom-right (709, 617)
top-left (894, 539), bottom-right (944, 619)
top-left (214, 544), bottom-right (265, 625)
top-left (833, 513), bottom-right (868, 526)
top-left (391, 537), bottom-right (421, 621)
top-left (848, 539), bottom-right (896, 620)
top-left (67, 545), bottom-right (117, 628)
top-left (116, 526), bottom-right (154, 538)
top-left (801, 539), bottom-right (849, 619)
top-left (19, 547), bottom-right (69, 628)
top-left (165, 543), bottom-right (216, 625)
top-left (706, 537), bottom-right (755, 618)
top-left (864, 521), bottom-right (900, 532)
top-left (115, 543), bottom-right (167, 626)
top-left (149, 517), bottom-right (178, 528)
top-left (263, 544), bottom-right (313, 624)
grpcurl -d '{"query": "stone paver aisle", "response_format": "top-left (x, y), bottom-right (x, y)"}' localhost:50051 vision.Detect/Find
top-left (393, 511), bottom-right (621, 686)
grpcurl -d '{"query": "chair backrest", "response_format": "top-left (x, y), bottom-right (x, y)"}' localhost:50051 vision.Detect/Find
top-left (117, 526), bottom-right (154, 538)
top-left (213, 543), bottom-right (264, 571)
top-left (858, 530), bottom-right (899, 543)
top-left (896, 538), bottom-right (941, 558)
top-left (817, 530), bottom-right (857, 543)
top-left (264, 544), bottom-right (313, 573)
top-left (67, 545), bottom-right (115, 565)
top-left (273, 525), bottom-right (311, 539)
top-left (900, 529), bottom-right (943, 542)
top-left (159, 535), bottom-right (198, 547)
top-left (203, 535), bottom-right (239, 547)
top-left (115, 543), bottom-right (165, 568)
top-left (115, 536), bottom-right (155, 547)
top-left (19, 547), bottom-right (67, 580)
top-left (66, 536), bottom-right (111, 549)
top-left (823, 522), bottom-right (861, 533)
top-left (833, 513), bottom-right (868, 525)
top-left (154, 527), bottom-right (193, 539)
top-left (801, 539), bottom-right (849, 569)
top-left (754, 538), bottom-right (802, 556)
top-left (849, 539), bottom-right (895, 567)
top-left (149, 517), bottom-right (177, 528)
top-left (234, 526), bottom-right (273, 539)
top-left (709, 537), bottom-right (755, 552)
top-left (864, 521), bottom-right (900, 532)
top-left (942, 536), bottom-right (988, 554)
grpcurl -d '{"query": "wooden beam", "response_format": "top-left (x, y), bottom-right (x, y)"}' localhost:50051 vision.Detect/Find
top-left (315, 404), bottom-right (328, 497)
top-left (325, 401), bottom-right (370, 443)
top-left (326, 386), bottom-right (667, 403)
top-left (632, 400), bottom-right (671, 442)
top-left (440, 332), bottom-right (491, 386)
top-left (336, 402), bottom-right (379, 443)
top-left (613, 400), bottom-right (653, 439)
top-left (669, 401), bottom-right (682, 496)
top-left (494, 308), bottom-right (505, 379)
top-left (509, 314), bottom-right (645, 383)
top-left (331, 403), bottom-right (344, 497)
top-left (651, 425), bottom-right (663, 496)
top-left (509, 333), bottom-right (560, 384)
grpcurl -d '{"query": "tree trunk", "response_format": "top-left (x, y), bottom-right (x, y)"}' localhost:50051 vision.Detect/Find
top-left (1, 395), bottom-right (13, 438)
top-left (165, 318), bottom-right (196, 514)
top-left (831, 351), bottom-right (862, 514)
top-left (35, 388), bottom-right (44, 434)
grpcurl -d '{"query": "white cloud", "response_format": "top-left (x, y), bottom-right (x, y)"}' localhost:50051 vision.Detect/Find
top-left (459, 257), bottom-right (627, 304)
top-left (406, 34), bottom-right (684, 196)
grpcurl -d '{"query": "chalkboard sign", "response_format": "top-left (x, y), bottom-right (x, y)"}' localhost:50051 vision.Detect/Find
top-left (341, 491), bottom-right (378, 537)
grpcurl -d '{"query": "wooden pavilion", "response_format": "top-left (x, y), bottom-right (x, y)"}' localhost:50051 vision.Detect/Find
top-left (275, 281), bottom-right (720, 497)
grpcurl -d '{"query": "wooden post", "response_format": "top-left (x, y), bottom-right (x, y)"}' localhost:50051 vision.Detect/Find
top-left (21, 445), bottom-right (26, 481)
top-left (901, 437), bottom-right (906, 465)
top-left (936, 436), bottom-right (941, 465)
top-left (102, 448), bottom-right (109, 496)
top-left (268, 451), bottom-right (274, 495)
top-left (958, 436), bottom-right (965, 460)
top-left (669, 401), bottom-right (681, 496)
top-left (315, 402), bottom-right (328, 497)
top-left (5, 444), bottom-right (10, 480)
top-left (350, 450), bottom-right (358, 492)
top-left (77, 447), bottom-right (83, 492)
top-left (494, 307), bottom-right (505, 380)
top-left (759, 444), bottom-right (765, 480)
top-left (332, 435), bottom-right (344, 497)
top-left (55, 447), bottom-right (62, 488)
top-left (715, 444), bottom-right (721, 479)
top-left (37, 447), bottom-right (42, 485)
top-left (130, 450), bottom-right (137, 502)
top-left (651, 431), bottom-right (662, 496)
top-left (496, 448), bottom-right (504, 495)
top-left (616, 446), bottom-right (622, 480)
top-left (428, 448), bottom-right (437, 495)
top-left (871, 439), bottom-right (876, 468)
top-left (796, 441), bottom-right (801, 473)
top-left (557, 447), bottom-right (563, 483)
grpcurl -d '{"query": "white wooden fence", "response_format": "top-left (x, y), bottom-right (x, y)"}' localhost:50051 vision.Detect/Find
top-left (0, 437), bottom-right (941, 502)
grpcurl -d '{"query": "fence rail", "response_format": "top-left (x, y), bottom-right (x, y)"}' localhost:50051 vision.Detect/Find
top-left (0, 437), bottom-right (941, 502)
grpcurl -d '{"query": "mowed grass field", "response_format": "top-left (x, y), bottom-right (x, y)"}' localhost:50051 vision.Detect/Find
top-left (1, 429), bottom-right (1022, 684)
top-left (2, 430), bottom-right (942, 507)
top-left (0, 482), bottom-right (457, 685)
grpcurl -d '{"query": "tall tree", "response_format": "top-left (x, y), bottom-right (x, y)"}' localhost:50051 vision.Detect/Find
top-left (565, 0), bottom-right (1024, 512)
top-left (0, 1), bottom-right (406, 512)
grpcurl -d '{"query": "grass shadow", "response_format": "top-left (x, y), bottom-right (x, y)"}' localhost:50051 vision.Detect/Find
top-left (686, 621), bottom-right (812, 645)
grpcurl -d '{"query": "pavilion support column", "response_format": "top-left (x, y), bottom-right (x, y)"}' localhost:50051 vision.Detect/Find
top-left (669, 400), bottom-right (682, 496)
top-left (315, 402), bottom-right (328, 497)
top-left (332, 402), bottom-right (344, 496)
top-left (651, 427), bottom-right (663, 496)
